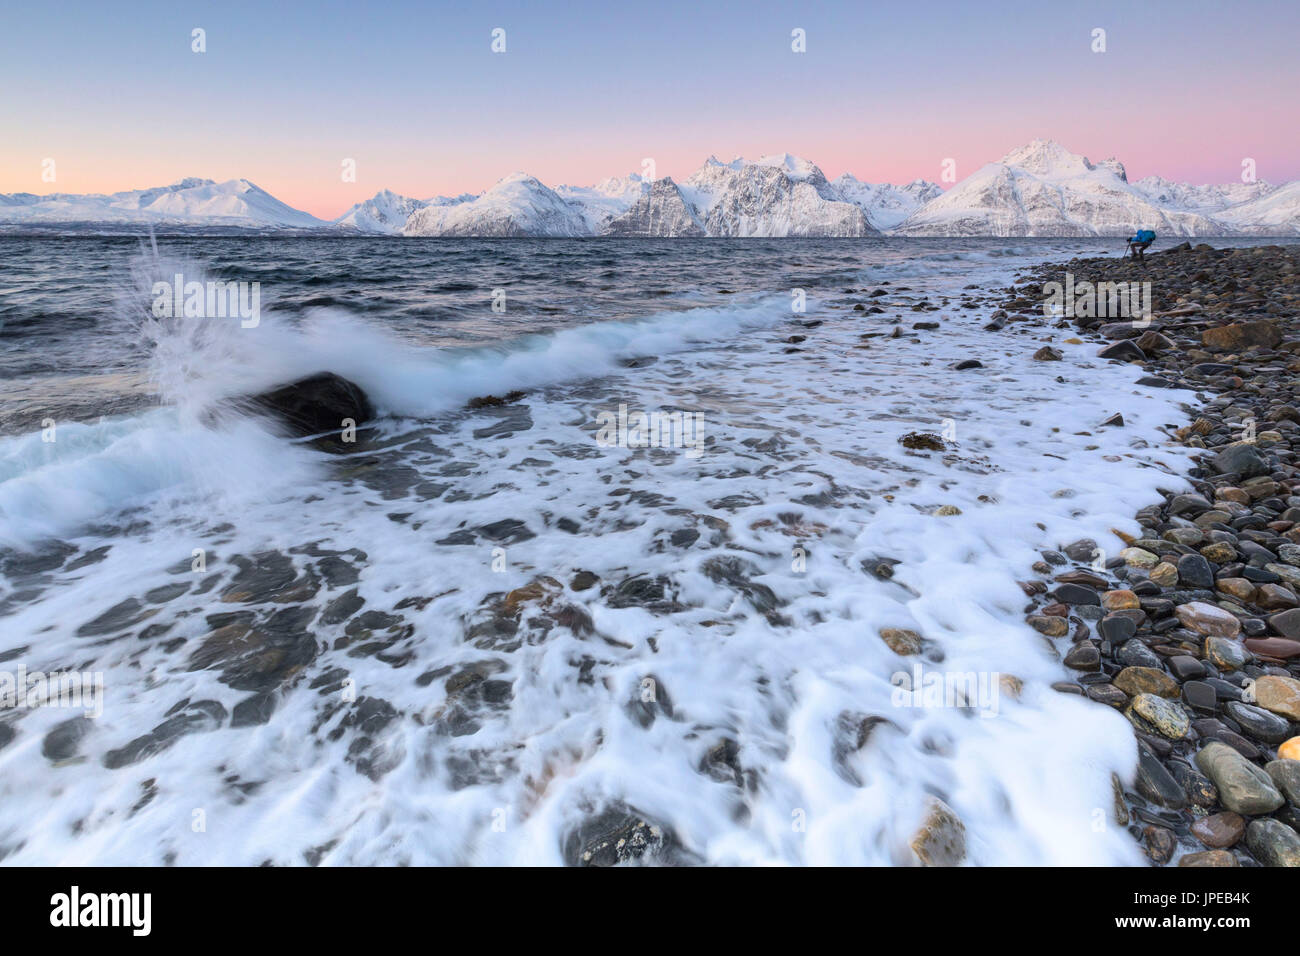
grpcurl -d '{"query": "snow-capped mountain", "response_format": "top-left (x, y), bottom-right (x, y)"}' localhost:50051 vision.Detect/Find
top-left (678, 154), bottom-right (878, 237)
top-left (605, 178), bottom-right (705, 236)
top-left (1131, 175), bottom-right (1277, 215)
top-left (554, 174), bottom-right (648, 233)
top-left (894, 140), bottom-right (1224, 237)
top-left (0, 177), bottom-right (327, 229)
top-left (832, 174), bottom-right (942, 230)
top-left (334, 189), bottom-right (474, 233)
top-left (5, 145), bottom-right (1299, 236)
top-left (1214, 181), bottom-right (1300, 235)
top-left (402, 172), bottom-right (589, 237)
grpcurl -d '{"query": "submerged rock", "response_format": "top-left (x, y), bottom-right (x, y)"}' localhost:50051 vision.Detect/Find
top-left (239, 372), bottom-right (374, 439)
top-left (908, 798), bottom-right (966, 866)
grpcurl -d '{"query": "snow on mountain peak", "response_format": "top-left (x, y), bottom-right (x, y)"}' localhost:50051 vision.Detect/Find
top-left (5, 145), bottom-right (1299, 236)
top-left (169, 177), bottom-right (216, 190)
top-left (754, 153), bottom-right (823, 182)
top-left (999, 139), bottom-right (1094, 178)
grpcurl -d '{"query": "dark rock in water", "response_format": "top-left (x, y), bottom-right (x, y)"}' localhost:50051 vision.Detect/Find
top-left (476, 519), bottom-right (535, 544)
top-left (861, 555), bottom-right (901, 580)
top-left (1097, 340), bottom-right (1146, 361)
top-left (1135, 376), bottom-right (1178, 388)
top-left (570, 570), bottom-right (600, 591)
top-left (1063, 640), bottom-right (1101, 671)
top-left (1051, 582), bottom-right (1100, 606)
top-left (1135, 743), bottom-right (1186, 809)
top-left (1168, 759), bottom-right (1218, 808)
top-left (625, 673), bottom-right (674, 729)
top-left (241, 372), bottom-right (374, 438)
top-left (899, 431), bottom-right (946, 451)
top-left (104, 700), bottom-right (227, 769)
top-left (1143, 825), bottom-right (1176, 863)
top-left (1063, 538), bottom-right (1099, 562)
top-left (562, 804), bottom-right (683, 867)
top-left (231, 693), bottom-right (277, 727)
top-left (42, 717), bottom-right (92, 761)
top-left (467, 390), bottom-right (525, 408)
top-left (951, 359), bottom-right (983, 370)
top-left (701, 555), bottom-right (781, 615)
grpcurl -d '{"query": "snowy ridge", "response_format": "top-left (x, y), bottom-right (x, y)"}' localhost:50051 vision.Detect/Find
top-left (1214, 181), bottom-right (1300, 236)
top-left (833, 174), bottom-right (943, 230)
top-left (1132, 175), bottom-right (1277, 214)
top-left (401, 172), bottom-right (589, 237)
top-left (0, 178), bottom-right (328, 229)
top-left (894, 140), bottom-right (1228, 237)
top-left (4, 141), bottom-right (1299, 235)
top-left (335, 190), bottom-right (474, 233)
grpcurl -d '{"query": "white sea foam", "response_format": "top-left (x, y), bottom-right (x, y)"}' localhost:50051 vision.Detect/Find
top-left (0, 247), bottom-right (1199, 865)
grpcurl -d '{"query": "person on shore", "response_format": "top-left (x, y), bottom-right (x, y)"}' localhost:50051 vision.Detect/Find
top-left (1126, 229), bottom-right (1156, 261)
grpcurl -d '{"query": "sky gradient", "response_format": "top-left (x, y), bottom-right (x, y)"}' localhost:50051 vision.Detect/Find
top-left (3, 0), bottom-right (1298, 219)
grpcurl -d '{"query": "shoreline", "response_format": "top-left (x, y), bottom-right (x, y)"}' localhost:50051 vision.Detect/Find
top-left (998, 242), bottom-right (1300, 866)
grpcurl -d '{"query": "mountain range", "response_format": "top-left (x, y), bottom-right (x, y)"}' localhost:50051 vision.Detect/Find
top-left (2, 141), bottom-right (1296, 236)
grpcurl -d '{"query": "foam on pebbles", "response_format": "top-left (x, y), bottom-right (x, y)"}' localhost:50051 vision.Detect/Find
top-left (1007, 243), bottom-right (1300, 866)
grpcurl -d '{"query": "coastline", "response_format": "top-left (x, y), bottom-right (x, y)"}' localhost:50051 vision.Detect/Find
top-left (999, 243), bottom-right (1300, 866)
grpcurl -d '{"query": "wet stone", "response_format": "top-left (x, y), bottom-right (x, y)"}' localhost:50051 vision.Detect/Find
top-left (76, 598), bottom-right (153, 637)
top-left (1266, 759), bottom-right (1300, 804)
top-left (1115, 666), bottom-right (1180, 698)
top-left (1135, 744), bottom-right (1186, 810)
top-left (1205, 636), bottom-right (1251, 671)
top-left (42, 717), bottom-right (92, 762)
top-left (1143, 825), bottom-right (1176, 864)
top-left (1168, 656), bottom-right (1207, 681)
top-left (1252, 674), bottom-right (1300, 720)
top-left (1051, 583), bottom-right (1100, 606)
top-left (1115, 637), bottom-right (1158, 667)
top-left (1168, 759), bottom-right (1218, 809)
top-left (104, 700), bottom-right (228, 769)
top-left (1063, 640), bottom-right (1101, 671)
top-left (1194, 741), bottom-right (1284, 815)
top-left (1182, 681), bottom-right (1218, 714)
top-left (1128, 693), bottom-right (1190, 739)
top-left (563, 804), bottom-right (678, 867)
top-left (1225, 701), bottom-right (1292, 743)
top-left (1244, 818), bottom-right (1300, 867)
top-left (1178, 850), bottom-right (1238, 867)
top-left (1177, 554), bottom-right (1216, 589)
top-left (1190, 812), bottom-right (1246, 849)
